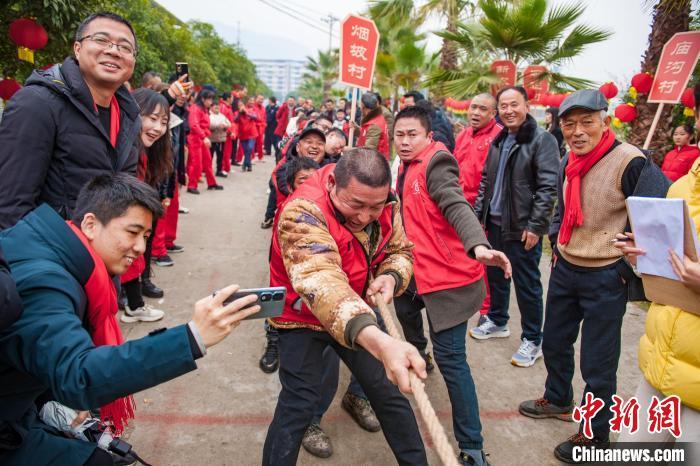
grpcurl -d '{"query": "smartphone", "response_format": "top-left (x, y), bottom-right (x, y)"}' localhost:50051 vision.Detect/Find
top-left (175, 62), bottom-right (189, 81)
top-left (222, 286), bottom-right (286, 320)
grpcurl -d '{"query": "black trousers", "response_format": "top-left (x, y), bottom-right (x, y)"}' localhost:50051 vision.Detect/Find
top-left (262, 328), bottom-right (427, 466)
top-left (394, 278), bottom-right (428, 352)
top-left (211, 142), bottom-right (224, 173)
top-left (543, 253), bottom-right (629, 441)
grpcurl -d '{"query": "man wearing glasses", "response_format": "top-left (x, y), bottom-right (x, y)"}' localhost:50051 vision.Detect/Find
top-left (0, 13), bottom-right (184, 229)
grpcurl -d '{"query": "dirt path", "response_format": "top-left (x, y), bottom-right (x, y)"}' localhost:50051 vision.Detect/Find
top-left (122, 157), bottom-right (647, 465)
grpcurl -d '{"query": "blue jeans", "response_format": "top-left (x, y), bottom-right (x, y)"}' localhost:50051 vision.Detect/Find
top-left (486, 221), bottom-right (544, 344)
top-left (431, 322), bottom-right (483, 450)
top-left (241, 138), bottom-right (255, 169)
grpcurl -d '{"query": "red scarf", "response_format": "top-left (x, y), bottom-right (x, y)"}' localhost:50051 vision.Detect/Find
top-left (67, 221), bottom-right (135, 434)
top-left (559, 129), bottom-right (616, 245)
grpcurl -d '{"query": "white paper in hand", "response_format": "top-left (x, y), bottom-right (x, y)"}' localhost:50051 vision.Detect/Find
top-left (626, 197), bottom-right (684, 280)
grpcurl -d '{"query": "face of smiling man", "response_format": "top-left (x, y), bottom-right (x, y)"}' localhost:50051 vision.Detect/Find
top-left (73, 17), bottom-right (137, 98)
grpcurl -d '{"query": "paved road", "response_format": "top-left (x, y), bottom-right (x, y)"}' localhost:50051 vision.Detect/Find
top-left (122, 157), bottom-right (647, 465)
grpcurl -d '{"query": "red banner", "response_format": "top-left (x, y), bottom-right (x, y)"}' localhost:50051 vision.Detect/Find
top-left (339, 15), bottom-right (379, 90)
top-left (648, 31), bottom-right (700, 103)
top-left (523, 65), bottom-right (549, 105)
top-left (490, 60), bottom-right (516, 95)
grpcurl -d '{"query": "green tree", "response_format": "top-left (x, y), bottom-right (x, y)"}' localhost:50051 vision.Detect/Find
top-left (297, 49), bottom-right (338, 103)
top-left (431, 0), bottom-right (612, 94)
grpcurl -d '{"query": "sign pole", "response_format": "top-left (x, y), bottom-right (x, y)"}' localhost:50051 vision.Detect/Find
top-left (348, 87), bottom-right (358, 148)
top-left (643, 102), bottom-right (665, 150)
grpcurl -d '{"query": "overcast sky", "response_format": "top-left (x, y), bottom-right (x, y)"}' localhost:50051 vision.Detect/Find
top-left (156, 0), bottom-right (655, 86)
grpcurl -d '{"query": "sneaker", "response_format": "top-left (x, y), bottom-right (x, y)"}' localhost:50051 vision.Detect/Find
top-left (341, 393), bottom-right (381, 432)
top-left (301, 423), bottom-right (333, 458)
top-left (420, 351), bottom-right (435, 372)
top-left (232, 160), bottom-right (241, 166)
top-left (260, 218), bottom-right (274, 229)
top-left (215, 171), bottom-right (228, 178)
top-left (141, 279), bottom-right (164, 299)
top-left (152, 254), bottom-right (174, 267)
top-left (476, 313), bottom-right (488, 327)
top-left (166, 244), bottom-right (185, 254)
top-left (511, 338), bottom-right (543, 367)
top-left (469, 316), bottom-right (510, 340)
top-left (178, 206), bottom-right (190, 214)
top-left (458, 449), bottom-right (490, 466)
top-left (207, 184), bottom-right (224, 190)
top-left (519, 397), bottom-right (574, 421)
top-left (186, 188), bottom-right (200, 195)
top-left (259, 340), bottom-right (279, 373)
top-left (121, 304), bottom-right (165, 323)
top-left (554, 433), bottom-right (609, 464)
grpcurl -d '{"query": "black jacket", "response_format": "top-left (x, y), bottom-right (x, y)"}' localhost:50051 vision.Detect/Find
top-left (0, 57), bottom-right (141, 229)
top-left (431, 108), bottom-right (455, 153)
top-left (474, 114), bottom-right (560, 241)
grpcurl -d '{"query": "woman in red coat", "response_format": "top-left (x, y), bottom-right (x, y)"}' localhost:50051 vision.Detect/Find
top-left (186, 89), bottom-right (223, 193)
top-left (661, 124), bottom-right (700, 182)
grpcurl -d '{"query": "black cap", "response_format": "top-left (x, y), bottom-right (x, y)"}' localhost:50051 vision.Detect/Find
top-left (559, 89), bottom-right (608, 117)
top-left (299, 126), bottom-right (326, 142)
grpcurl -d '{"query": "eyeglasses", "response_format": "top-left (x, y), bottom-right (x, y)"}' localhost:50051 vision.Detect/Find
top-left (78, 34), bottom-right (137, 57)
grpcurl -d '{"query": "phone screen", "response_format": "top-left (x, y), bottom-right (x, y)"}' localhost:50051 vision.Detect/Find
top-left (175, 62), bottom-right (189, 81)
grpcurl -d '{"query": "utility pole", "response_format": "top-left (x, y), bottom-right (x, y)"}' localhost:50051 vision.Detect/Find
top-left (237, 21), bottom-right (241, 48)
top-left (320, 13), bottom-right (339, 53)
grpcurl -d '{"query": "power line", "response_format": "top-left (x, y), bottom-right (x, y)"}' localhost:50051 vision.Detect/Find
top-left (271, 0), bottom-right (338, 39)
top-left (320, 14), bottom-right (339, 52)
top-left (284, 0), bottom-right (320, 16)
top-left (259, 0), bottom-right (336, 38)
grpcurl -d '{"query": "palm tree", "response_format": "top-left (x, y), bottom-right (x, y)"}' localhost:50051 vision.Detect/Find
top-left (301, 49), bottom-right (339, 102)
top-left (627, 0), bottom-right (692, 158)
top-left (370, 0), bottom-right (474, 71)
top-left (431, 0), bottom-right (612, 93)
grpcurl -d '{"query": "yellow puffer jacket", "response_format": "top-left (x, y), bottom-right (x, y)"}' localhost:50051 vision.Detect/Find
top-left (638, 158), bottom-right (700, 409)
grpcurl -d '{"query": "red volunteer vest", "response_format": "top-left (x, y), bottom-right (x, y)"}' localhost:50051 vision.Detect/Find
top-left (270, 164), bottom-right (396, 328)
top-left (398, 141), bottom-right (484, 295)
top-left (358, 113), bottom-right (389, 159)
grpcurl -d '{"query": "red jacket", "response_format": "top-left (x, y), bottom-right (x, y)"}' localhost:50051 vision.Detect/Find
top-left (357, 113), bottom-right (389, 159)
top-left (270, 164), bottom-right (396, 328)
top-left (219, 100), bottom-right (237, 139)
top-left (398, 141), bottom-right (483, 294)
top-left (275, 104), bottom-right (291, 137)
top-left (187, 104), bottom-right (211, 144)
top-left (454, 119), bottom-right (502, 204)
top-left (662, 144), bottom-right (700, 182)
top-left (254, 103), bottom-right (266, 133)
top-left (236, 106), bottom-right (259, 140)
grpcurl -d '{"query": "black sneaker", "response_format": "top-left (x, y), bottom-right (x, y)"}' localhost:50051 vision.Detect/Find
top-left (259, 340), bottom-right (279, 373)
top-left (167, 244), bottom-right (185, 254)
top-left (420, 351), bottom-right (435, 373)
top-left (215, 171), bottom-right (228, 178)
top-left (187, 188), bottom-right (200, 195)
top-left (152, 254), bottom-right (174, 267)
top-left (232, 160), bottom-right (241, 166)
top-left (207, 184), bottom-right (224, 190)
top-left (458, 450), bottom-right (490, 466)
top-left (141, 279), bottom-right (164, 299)
top-left (554, 433), bottom-right (609, 464)
top-left (260, 218), bottom-right (274, 229)
top-left (519, 397), bottom-right (574, 421)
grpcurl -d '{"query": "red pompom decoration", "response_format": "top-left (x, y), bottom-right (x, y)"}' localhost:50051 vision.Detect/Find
top-left (681, 87), bottom-right (695, 109)
top-left (614, 103), bottom-right (637, 123)
top-left (631, 72), bottom-right (653, 95)
top-left (599, 82), bottom-right (618, 100)
top-left (0, 79), bottom-right (21, 101)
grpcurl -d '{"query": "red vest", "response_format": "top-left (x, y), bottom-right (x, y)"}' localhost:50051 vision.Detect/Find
top-left (398, 141), bottom-right (484, 295)
top-left (358, 113), bottom-right (389, 159)
top-left (454, 119), bottom-right (502, 204)
top-left (270, 164), bottom-right (396, 328)
top-left (661, 144), bottom-right (700, 182)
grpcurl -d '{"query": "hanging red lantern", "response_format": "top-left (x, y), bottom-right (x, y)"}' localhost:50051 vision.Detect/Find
top-left (547, 93), bottom-right (567, 107)
top-left (8, 18), bottom-right (48, 64)
top-left (614, 103), bottom-right (637, 123)
top-left (681, 87), bottom-right (695, 110)
top-left (599, 82), bottom-right (618, 100)
top-left (631, 72), bottom-right (653, 95)
top-left (0, 79), bottom-right (21, 101)
top-left (525, 87), bottom-right (536, 100)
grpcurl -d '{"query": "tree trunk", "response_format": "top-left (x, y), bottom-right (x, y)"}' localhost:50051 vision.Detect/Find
top-left (439, 17), bottom-right (459, 72)
top-left (627, 0), bottom-right (690, 164)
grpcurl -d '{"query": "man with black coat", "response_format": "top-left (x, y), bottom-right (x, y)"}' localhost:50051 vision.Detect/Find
top-left (472, 86), bottom-right (559, 368)
top-left (264, 96), bottom-right (279, 155)
top-left (0, 13), bottom-right (142, 229)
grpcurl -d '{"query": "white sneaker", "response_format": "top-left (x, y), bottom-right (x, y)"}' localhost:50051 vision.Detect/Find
top-left (121, 304), bottom-right (165, 323)
top-left (178, 206), bottom-right (190, 214)
top-left (469, 316), bottom-right (510, 340)
top-left (511, 338), bottom-right (543, 367)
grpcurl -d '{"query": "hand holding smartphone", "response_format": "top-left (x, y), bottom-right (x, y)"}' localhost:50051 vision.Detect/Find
top-left (222, 287), bottom-right (286, 320)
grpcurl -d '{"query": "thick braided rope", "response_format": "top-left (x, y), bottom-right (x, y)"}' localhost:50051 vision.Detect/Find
top-left (376, 298), bottom-right (459, 466)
